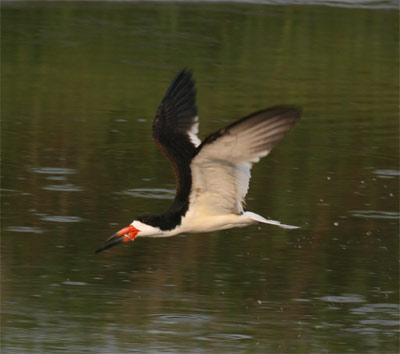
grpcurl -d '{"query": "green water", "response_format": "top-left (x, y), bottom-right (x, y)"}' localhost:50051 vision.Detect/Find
top-left (2, 1), bottom-right (399, 353)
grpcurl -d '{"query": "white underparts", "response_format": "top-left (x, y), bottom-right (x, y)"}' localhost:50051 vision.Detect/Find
top-left (130, 210), bottom-right (298, 238)
top-left (130, 214), bottom-right (245, 238)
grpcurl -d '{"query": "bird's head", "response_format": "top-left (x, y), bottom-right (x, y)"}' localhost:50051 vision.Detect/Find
top-left (95, 224), bottom-right (139, 254)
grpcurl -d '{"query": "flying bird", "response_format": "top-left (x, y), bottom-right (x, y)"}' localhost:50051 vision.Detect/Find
top-left (96, 70), bottom-right (300, 253)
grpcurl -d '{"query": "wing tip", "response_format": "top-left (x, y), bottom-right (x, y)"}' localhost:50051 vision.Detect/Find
top-left (261, 104), bottom-right (302, 120)
top-left (164, 68), bottom-right (195, 99)
top-left (230, 104), bottom-right (302, 132)
top-left (195, 104), bottom-right (301, 156)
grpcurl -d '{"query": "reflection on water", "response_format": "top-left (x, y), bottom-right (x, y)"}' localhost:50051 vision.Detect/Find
top-left (2, 1), bottom-right (399, 353)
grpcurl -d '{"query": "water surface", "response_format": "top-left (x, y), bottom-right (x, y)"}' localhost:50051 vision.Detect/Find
top-left (2, 1), bottom-right (399, 353)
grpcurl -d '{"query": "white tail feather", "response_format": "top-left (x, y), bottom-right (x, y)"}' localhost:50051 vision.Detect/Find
top-left (243, 211), bottom-right (299, 230)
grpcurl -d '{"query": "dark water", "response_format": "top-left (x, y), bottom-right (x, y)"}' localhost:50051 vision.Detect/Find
top-left (2, 1), bottom-right (399, 353)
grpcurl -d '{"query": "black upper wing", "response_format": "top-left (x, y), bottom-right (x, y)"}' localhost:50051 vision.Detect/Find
top-left (152, 69), bottom-right (200, 205)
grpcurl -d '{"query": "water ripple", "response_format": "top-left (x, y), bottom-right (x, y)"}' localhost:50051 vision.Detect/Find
top-left (45, 176), bottom-right (68, 181)
top-left (373, 169), bottom-right (400, 179)
top-left (119, 188), bottom-right (175, 200)
top-left (151, 313), bottom-right (212, 325)
top-left (6, 226), bottom-right (44, 234)
top-left (350, 210), bottom-right (399, 220)
top-left (205, 333), bottom-right (253, 340)
top-left (62, 281), bottom-right (88, 286)
top-left (30, 167), bottom-right (77, 175)
top-left (346, 303), bottom-right (400, 334)
top-left (41, 216), bottom-right (83, 223)
top-left (317, 294), bottom-right (366, 303)
top-left (42, 184), bottom-right (84, 192)
top-left (350, 303), bottom-right (399, 316)
top-left (98, 0), bottom-right (398, 10)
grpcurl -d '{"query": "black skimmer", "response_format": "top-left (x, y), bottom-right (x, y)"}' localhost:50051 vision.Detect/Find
top-left (96, 70), bottom-right (300, 254)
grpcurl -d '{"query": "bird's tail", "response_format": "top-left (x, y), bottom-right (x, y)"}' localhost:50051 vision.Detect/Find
top-left (243, 211), bottom-right (299, 230)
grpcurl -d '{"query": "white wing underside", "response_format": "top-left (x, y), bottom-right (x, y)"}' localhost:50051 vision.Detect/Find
top-left (188, 117), bottom-right (201, 147)
top-left (188, 110), bottom-right (298, 217)
top-left (189, 140), bottom-right (263, 216)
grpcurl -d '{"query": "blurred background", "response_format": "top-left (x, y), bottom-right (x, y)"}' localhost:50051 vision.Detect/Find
top-left (2, 1), bottom-right (399, 353)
